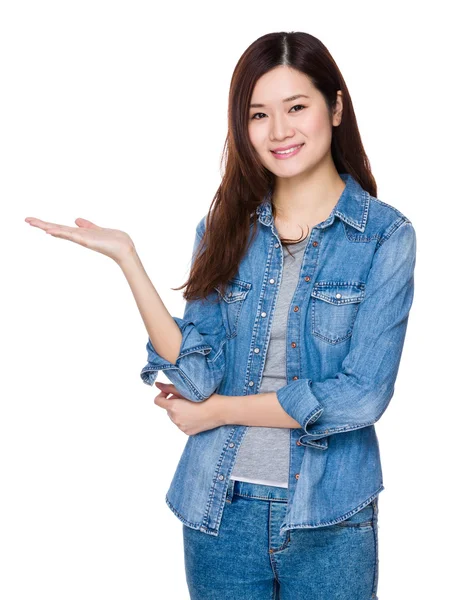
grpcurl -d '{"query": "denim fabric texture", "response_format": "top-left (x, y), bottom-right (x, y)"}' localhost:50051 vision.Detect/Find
top-left (183, 479), bottom-right (379, 599)
top-left (140, 173), bottom-right (416, 538)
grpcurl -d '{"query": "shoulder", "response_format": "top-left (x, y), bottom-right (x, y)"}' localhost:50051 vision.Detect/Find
top-left (366, 193), bottom-right (415, 247)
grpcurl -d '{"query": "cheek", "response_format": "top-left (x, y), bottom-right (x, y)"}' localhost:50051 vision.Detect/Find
top-left (248, 125), bottom-right (262, 149)
top-left (303, 110), bottom-right (332, 139)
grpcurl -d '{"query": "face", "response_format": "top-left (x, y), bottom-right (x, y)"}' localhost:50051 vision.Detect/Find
top-left (248, 65), bottom-right (343, 179)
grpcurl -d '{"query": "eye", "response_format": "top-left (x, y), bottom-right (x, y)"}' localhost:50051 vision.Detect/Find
top-left (250, 104), bottom-right (306, 120)
top-left (251, 112), bottom-right (266, 120)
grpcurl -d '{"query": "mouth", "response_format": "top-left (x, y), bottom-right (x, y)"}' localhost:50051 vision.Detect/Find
top-left (270, 143), bottom-right (305, 159)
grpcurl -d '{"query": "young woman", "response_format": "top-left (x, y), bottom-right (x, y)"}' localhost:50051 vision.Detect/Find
top-left (26, 31), bottom-right (416, 600)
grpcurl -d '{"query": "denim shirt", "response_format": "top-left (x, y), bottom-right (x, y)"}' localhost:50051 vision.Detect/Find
top-left (140, 173), bottom-right (417, 537)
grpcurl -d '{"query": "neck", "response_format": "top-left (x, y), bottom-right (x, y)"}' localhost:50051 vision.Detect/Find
top-left (272, 164), bottom-right (346, 223)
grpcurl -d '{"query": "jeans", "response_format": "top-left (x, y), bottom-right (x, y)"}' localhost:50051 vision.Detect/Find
top-left (182, 479), bottom-right (379, 599)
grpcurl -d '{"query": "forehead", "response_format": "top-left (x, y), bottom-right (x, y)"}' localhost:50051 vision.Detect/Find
top-left (250, 66), bottom-right (315, 103)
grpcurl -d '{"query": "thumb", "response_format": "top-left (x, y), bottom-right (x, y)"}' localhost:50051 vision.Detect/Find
top-left (75, 218), bottom-right (102, 229)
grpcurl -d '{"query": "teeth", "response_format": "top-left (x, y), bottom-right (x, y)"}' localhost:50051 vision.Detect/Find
top-left (273, 144), bottom-right (302, 155)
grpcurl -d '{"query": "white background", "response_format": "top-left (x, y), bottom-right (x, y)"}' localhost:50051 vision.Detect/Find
top-left (1, 1), bottom-right (457, 598)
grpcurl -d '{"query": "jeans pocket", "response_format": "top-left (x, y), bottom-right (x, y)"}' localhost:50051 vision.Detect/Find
top-left (334, 500), bottom-right (375, 529)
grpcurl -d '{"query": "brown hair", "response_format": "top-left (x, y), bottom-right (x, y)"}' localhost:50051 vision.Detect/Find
top-left (173, 31), bottom-right (376, 301)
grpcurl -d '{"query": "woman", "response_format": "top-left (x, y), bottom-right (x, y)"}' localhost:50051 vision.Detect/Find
top-left (26, 31), bottom-right (416, 600)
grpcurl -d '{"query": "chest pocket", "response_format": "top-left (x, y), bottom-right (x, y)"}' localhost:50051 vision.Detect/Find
top-left (214, 278), bottom-right (252, 339)
top-left (311, 281), bottom-right (365, 344)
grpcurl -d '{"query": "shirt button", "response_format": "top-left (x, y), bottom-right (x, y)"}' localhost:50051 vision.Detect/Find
top-left (254, 348), bottom-right (260, 353)
top-left (228, 292), bottom-right (232, 297)
top-left (325, 430), bottom-right (329, 434)
top-left (293, 306), bottom-right (299, 312)
top-left (291, 342), bottom-right (296, 348)
top-left (261, 312), bottom-right (267, 317)
top-left (335, 293), bottom-right (341, 299)
top-left (248, 381), bottom-right (254, 386)
top-left (269, 278), bottom-right (275, 284)
top-left (275, 242), bottom-right (280, 248)
top-left (293, 376), bottom-right (298, 380)
top-left (295, 473), bottom-right (300, 480)
top-left (229, 442), bottom-right (235, 448)
top-left (304, 276), bottom-right (311, 282)
top-left (218, 475), bottom-right (224, 480)
top-left (296, 440), bottom-right (302, 446)
top-left (312, 241), bottom-right (318, 247)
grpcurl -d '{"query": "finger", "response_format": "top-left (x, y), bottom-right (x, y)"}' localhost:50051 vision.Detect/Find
top-left (25, 217), bottom-right (72, 231)
top-left (155, 382), bottom-right (182, 394)
top-left (45, 228), bottom-right (87, 245)
top-left (26, 219), bottom-right (83, 240)
top-left (75, 218), bottom-right (102, 229)
top-left (155, 382), bottom-right (175, 389)
top-left (154, 395), bottom-right (164, 407)
top-left (154, 391), bottom-right (170, 407)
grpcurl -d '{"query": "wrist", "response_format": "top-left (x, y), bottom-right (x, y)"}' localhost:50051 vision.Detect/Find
top-left (117, 246), bottom-right (140, 271)
top-left (212, 394), bottom-right (232, 427)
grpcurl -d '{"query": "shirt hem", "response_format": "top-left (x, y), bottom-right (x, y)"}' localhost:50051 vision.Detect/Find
top-left (279, 484), bottom-right (385, 535)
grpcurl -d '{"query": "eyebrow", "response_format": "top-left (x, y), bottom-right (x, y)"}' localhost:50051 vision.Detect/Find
top-left (249, 93), bottom-right (310, 109)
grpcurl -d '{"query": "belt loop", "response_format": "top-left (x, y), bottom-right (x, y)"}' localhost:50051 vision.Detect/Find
top-left (225, 479), bottom-right (235, 503)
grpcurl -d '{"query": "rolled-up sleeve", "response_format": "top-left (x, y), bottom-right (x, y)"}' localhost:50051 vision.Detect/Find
top-left (140, 219), bottom-right (227, 402)
top-left (276, 218), bottom-right (417, 442)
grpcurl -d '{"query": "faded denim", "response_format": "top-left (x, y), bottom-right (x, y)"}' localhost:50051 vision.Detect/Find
top-left (140, 173), bottom-right (416, 539)
top-left (183, 479), bottom-right (379, 599)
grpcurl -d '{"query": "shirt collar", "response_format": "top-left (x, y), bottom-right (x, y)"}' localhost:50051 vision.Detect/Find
top-left (256, 173), bottom-right (370, 232)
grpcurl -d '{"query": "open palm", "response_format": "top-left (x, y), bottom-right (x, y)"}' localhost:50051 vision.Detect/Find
top-left (24, 216), bottom-right (135, 264)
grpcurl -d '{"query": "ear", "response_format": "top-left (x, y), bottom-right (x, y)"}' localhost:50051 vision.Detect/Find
top-left (333, 90), bottom-right (343, 127)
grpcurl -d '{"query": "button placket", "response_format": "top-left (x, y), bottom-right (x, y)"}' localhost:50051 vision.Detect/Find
top-left (284, 231), bottom-right (321, 412)
top-left (246, 234), bottom-right (281, 399)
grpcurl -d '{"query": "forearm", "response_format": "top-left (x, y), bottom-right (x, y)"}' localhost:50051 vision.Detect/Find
top-left (118, 249), bottom-right (182, 365)
top-left (220, 392), bottom-right (302, 428)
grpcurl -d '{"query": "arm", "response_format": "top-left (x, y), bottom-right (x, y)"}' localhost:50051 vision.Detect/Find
top-left (120, 251), bottom-right (184, 365)
top-left (136, 219), bottom-right (228, 402)
top-left (273, 218), bottom-right (417, 441)
top-left (220, 392), bottom-right (302, 429)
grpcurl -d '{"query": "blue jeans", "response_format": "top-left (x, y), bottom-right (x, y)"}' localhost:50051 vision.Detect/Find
top-left (183, 479), bottom-right (379, 599)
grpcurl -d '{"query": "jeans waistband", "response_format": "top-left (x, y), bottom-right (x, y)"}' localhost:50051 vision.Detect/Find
top-left (226, 479), bottom-right (289, 503)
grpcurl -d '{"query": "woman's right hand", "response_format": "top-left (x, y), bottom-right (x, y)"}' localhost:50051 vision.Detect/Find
top-left (24, 216), bottom-right (136, 265)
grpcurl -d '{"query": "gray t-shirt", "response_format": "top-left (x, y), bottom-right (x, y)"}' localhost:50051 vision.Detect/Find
top-left (230, 233), bottom-right (310, 488)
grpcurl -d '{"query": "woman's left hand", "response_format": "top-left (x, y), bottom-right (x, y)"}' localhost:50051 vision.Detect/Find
top-left (153, 381), bottom-right (226, 435)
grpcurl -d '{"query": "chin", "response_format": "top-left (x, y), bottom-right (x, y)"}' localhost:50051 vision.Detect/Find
top-left (272, 164), bottom-right (309, 178)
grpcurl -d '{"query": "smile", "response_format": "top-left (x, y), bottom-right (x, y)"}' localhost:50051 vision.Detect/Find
top-left (270, 143), bottom-right (305, 159)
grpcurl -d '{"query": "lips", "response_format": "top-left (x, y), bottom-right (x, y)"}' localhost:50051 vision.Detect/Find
top-left (270, 143), bottom-right (304, 155)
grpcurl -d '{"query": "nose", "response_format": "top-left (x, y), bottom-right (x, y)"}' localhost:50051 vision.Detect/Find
top-left (270, 112), bottom-right (295, 142)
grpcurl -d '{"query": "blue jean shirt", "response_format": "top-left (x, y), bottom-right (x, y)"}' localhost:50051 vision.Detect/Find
top-left (140, 173), bottom-right (417, 537)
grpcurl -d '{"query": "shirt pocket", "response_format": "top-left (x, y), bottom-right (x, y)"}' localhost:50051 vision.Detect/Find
top-left (214, 278), bottom-right (252, 339)
top-left (311, 281), bottom-right (365, 344)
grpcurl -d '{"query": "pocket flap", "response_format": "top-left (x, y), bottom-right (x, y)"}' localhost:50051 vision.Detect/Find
top-left (214, 278), bottom-right (252, 303)
top-left (311, 282), bottom-right (365, 305)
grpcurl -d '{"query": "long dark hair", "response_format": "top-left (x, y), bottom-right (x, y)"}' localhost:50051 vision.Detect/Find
top-left (173, 31), bottom-right (376, 301)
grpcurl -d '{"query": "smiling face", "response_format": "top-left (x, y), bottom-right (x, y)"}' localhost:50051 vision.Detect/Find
top-left (248, 65), bottom-right (343, 179)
